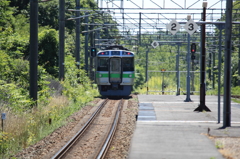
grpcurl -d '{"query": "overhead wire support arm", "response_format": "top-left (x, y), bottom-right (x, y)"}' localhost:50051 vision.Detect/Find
top-left (82, 27), bottom-right (108, 33)
top-left (81, 23), bottom-right (120, 26)
top-left (67, 13), bottom-right (98, 20)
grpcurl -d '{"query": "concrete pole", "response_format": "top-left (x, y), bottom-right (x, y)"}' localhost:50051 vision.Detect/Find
top-left (176, 44), bottom-right (180, 95)
top-left (223, 0), bottom-right (233, 127)
top-left (75, 0), bottom-right (80, 69)
top-left (185, 33), bottom-right (192, 102)
top-left (238, 27), bottom-right (240, 86)
top-left (59, 0), bottom-right (65, 81)
top-left (194, 2), bottom-right (211, 111)
top-left (217, 25), bottom-right (223, 124)
top-left (30, 0), bottom-right (38, 103)
top-left (84, 12), bottom-right (89, 73)
top-left (139, 12), bottom-right (141, 46)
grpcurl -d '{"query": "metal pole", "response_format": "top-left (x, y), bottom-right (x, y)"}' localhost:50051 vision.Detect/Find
top-left (217, 25), bottom-right (223, 124)
top-left (238, 27), bottom-right (240, 86)
top-left (223, 0), bottom-right (233, 127)
top-left (84, 12), bottom-right (89, 73)
top-left (185, 33), bottom-right (192, 102)
top-left (162, 71), bottom-right (164, 95)
top-left (75, 0), bottom-right (80, 70)
top-left (176, 44), bottom-right (180, 95)
top-left (145, 48), bottom-right (149, 83)
top-left (191, 53), bottom-right (195, 94)
top-left (212, 38), bottom-right (216, 89)
top-left (194, 4), bottom-right (211, 111)
top-left (208, 52), bottom-right (212, 80)
top-left (146, 48), bottom-right (149, 95)
top-left (212, 52), bottom-right (215, 89)
top-left (59, 0), bottom-right (65, 81)
top-left (30, 0), bottom-right (38, 103)
top-left (139, 12), bottom-right (141, 46)
top-left (90, 20), bottom-right (94, 80)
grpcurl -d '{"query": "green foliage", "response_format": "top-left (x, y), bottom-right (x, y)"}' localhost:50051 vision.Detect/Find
top-left (38, 0), bottom-right (62, 30)
top-left (0, 32), bottom-right (29, 58)
top-left (0, 0), bottom-right (106, 157)
top-left (0, 80), bottom-right (33, 112)
top-left (38, 29), bottom-right (59, 77)
top-left (232, 86), bottom-right (240, 96)
top-left (133, 65), bottom-right (145, 91)
top-left (215, 140), bottom-right (224, 149)
top-left (62, 55), bottom-right (99, 105)
top-left (0, 0), bottom-right (14, 32)
top-left (0, 132), bottom-right (11, 154)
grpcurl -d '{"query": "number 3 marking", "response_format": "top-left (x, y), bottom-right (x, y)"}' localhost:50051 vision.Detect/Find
top-left (188, 23), bottom-right (194, 31)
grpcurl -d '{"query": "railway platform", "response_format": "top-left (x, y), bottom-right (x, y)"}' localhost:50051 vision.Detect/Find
top-left (128, 95), bottom-right (240, 159)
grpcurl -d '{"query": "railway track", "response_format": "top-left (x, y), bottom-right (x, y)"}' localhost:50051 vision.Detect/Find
top-left (51, 98), bottom-right (123, 159)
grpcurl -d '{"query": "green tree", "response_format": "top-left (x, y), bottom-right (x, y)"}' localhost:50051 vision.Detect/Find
top-left (38, 29), bottom-right (59, 77)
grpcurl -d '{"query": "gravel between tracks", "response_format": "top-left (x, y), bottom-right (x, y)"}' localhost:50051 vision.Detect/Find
top-left (210, 137), bottom-right (240, 159)
top-left (13, 95), bottom-right (138, 159)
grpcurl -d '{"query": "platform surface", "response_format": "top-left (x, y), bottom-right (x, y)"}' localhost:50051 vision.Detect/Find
top-left (128, 95), bottom-right (240, 159)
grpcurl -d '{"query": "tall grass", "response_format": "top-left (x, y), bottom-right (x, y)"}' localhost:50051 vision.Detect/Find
top-left (134, 71), bottom-right (238, 97)
top-left (0, 55), bottom-right (99, 157)
top-left (0, 92), bottom-right (100, 158)
top-left (0, 96), bottom-right (69, 157)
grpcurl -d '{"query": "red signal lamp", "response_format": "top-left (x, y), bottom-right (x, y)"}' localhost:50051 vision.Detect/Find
top-left (191, 43), bottom-right (196, 53)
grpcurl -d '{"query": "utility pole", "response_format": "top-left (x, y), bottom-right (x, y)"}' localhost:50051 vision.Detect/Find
top-left (176, 43), bottom-right (180, 95)
top-left (75, 0), bottom-right (80, 70)
top-left (139, 12), bottom-right (141, 46)
top-left (185, 15), bottom-right (192, 102)
top-left (194, 2), bottom-right (211, 112)
top-left (217, 24), bottom-right (224, 124)
top-left (84, 12), bottom-right (89, 73)
top-left (30, 0), bottom-right (38, 104)
top-left (59, 0), bottom-right (65, 81)
top-left (238, 27), bottom-right (240, 86)
top-left (90, 19), bottom-right (94, 81)
top-left (223, 0), bottom-right (233, 127)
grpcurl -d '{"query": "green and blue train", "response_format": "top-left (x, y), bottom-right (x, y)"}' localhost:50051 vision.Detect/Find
top-left (96, 45), bottom-right (135, 96)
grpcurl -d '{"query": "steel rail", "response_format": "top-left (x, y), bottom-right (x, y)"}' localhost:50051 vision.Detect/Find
top-left (51, 99), bottom-right (109, 159)
top-left (96, 99), bottom-right (123, 159)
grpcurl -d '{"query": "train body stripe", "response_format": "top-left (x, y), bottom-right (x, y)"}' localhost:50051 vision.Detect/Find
top-left (123, 74), bottom-right (135, 78)
top-left (110, 73), bottom-right (120, 78)
top-left (96, 73), bottom-right (108, 78)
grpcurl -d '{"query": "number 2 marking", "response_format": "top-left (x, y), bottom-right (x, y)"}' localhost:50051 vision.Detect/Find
top-left (171, 23), bottom-right (176, 31)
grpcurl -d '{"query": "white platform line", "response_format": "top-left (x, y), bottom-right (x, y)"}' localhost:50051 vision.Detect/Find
top-left (140, 102), bottom-right (240, 105)
top-left (138, 120), bottom-right (240, 124)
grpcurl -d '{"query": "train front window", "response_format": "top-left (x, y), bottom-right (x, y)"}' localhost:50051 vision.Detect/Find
top-left (122, 58), bottom-right (134, 71)
top-left (97, 58), bottom-right (108, 71)
top-left (111, 58), bottom-right (121, 72)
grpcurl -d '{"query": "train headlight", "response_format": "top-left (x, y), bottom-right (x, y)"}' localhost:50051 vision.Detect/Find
top-left (129, 74), bottom-right (132, 77)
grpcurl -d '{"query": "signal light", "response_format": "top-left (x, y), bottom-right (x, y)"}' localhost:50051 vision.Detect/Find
top-left (91, 47), bottom-right (97, 57)
top-left (191, 43), bottom-right (196, 53)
